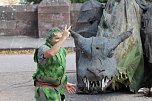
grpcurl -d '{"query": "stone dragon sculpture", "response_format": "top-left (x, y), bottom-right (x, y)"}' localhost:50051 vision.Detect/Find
top-left (71, 0), bottom-right (145, 94)
top-left (70, 29), bottom-right (133, 93)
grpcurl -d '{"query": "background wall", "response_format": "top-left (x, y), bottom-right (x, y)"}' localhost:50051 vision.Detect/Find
top-left (0, 3), bottom-right (82, 37)
top-left (0, 5), bottom-right (38, 37)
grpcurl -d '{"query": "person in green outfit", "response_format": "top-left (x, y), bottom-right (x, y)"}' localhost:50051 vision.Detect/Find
top-left (33, 25), bottom-right (76, 101)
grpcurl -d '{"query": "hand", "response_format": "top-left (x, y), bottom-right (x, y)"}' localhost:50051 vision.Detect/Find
top-left (64, 82), bottom-right (76, 94)
top-left (62, 25), bottom-right (71, 39)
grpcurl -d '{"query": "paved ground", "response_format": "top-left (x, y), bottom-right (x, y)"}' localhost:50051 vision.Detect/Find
top-left (0, 36), bottom-right (151, 101)
top-left (0, 72), bottom-right (151, 101)
top-left (0, 54), bottom-right (151, 101)
top-left (0, 54), bottom-right (76, 73)
top-left (0, 36), bottom-right (74, 49)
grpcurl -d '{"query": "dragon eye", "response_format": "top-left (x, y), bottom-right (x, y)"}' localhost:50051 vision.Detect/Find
top-left (96, 47), bottom-right (100, 50)
top-left (81, 50), bottom-right (84, 53)
top-left (89, 20), bottom-right (94, 24)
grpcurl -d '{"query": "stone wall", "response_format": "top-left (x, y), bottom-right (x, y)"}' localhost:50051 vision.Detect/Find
top-left (0, 3), bottom-right (82, 37)
top-left (38, 0), bottom-right (70, 37)
top-left (70, 3), bottom-right (82, 31)
top-left (0, 5), bottom-right (38, 37)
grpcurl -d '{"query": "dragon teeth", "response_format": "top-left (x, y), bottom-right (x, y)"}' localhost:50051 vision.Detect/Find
top-left (100, 81), bottom-right (102, 88)
top-left (105, 79), bottom-right (110, 84)
top-left (92, 81), bottom-right (94, 87)
top-left (85, 78), bottom-right (88, 87)
top-left (102, 77), bottom-right (110, 90)
top-left (102, 79), bottom-right (105, 90)
top-left (104, 77), bottom-right (106, 82)
top-left (83, 77), bottom-right (89, 89)
top-left (87, 80), bottom-right (90, 90)
top-left (83, 77), bottom-right (111, 91)
top-left (97, 81), bottom-right (100, 86)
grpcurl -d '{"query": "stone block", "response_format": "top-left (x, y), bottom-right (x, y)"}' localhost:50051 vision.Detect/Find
top-left (6, 20), bottom-right (17, 29)
top-left (38, 0), bottom-right (70, 37)
top-left (0, 2), bottom-right (83, 37)
top-left (38, 13), bottom-right (69, 22)
top-left (39, 0), bottom-right (70, 7)
top-left (70, 3), bottom-right (82, 11)
top-left (26, 4), bottom-right (38, 12)
top-left (12, 5), bottom-right (27, 12)
top-left (18, 28), bottom-right (38, 36)
top-left (38, 6), bottom-right (69, 14)
top-left (38, 30), bottom-right (48, 37)
top-left (0, 6), bottom-right (16, 12)
top-left (0, 12), bottom-right (16, 20)
top-left (70, 11), bottom-right (80, 30)
top-left (16, 20), bottom-right (30, 29)
top-left (16, 20), bottom-right (37, 29)
top-left (0, 27), bottom-right (38, 37)
top-left (15, 12), bottom-right (38, 20)
top-left (0, 29), bottom-right (20, 36)
top-left (0, 21), bottom-right (7, 29)
top-left (38, 13), bottom-right (53, 22)
top-left (38, 21), bottom-right (53, 30)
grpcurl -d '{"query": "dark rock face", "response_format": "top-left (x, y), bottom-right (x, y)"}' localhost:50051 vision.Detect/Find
top-left (73, 0), bottom-right (105, 94)
top-left (140, 4), bottom-right (152, 63)
top-left (141, 4), bottom-right (152, 89)
top-left (75, 0), bottom-right (104, 38)
top-left (138, 0), bottom-right (152, 95)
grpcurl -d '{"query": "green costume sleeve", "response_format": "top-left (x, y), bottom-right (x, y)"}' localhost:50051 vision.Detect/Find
top-left (63, 75), bottom-right (68, 84)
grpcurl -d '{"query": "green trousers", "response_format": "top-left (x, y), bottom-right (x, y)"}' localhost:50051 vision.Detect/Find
top-left (35, 87), bottom-right (65, 101)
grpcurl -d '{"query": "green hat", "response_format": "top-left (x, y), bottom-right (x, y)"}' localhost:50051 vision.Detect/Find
top-left (47, 27), bottom-right (62, 38)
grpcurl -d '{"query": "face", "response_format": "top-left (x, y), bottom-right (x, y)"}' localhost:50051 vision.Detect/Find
top-left (50, 32), bottom-right (63, 45)
top-left (78, 37), bottom-right (117, 80)
top-left (74, 36), bottom-right (118, 93)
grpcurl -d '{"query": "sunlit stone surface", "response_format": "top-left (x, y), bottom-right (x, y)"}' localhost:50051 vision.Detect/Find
top-left (0, 0), bottom-right (20, 5)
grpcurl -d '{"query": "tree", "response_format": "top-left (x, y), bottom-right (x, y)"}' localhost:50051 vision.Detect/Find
top-left (26, 0), bottom-right (108, 4)
top-left (26, 0), bottom-right (42, 4)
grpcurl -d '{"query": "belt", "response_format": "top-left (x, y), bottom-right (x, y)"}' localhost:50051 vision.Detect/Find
top-left (34, 80), bottom-right (59, 88)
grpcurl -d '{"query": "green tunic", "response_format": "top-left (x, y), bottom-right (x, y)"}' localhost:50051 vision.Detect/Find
top-left (33, 42), bottom-right (67, 101)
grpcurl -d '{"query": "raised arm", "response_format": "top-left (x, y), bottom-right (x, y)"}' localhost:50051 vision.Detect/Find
top-left (44, 26), bottom-right (71, 58)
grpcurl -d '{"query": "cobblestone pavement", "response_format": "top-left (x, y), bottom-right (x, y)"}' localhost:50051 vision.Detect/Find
top-left (0, 72), bottom-right (151, 101)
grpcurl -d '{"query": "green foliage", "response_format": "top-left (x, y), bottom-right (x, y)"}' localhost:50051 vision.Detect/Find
top-left (70, 0), bottom-right (151, 3)
top-left (26, 0), bottom-right (108, 3)
top-left (26, 0), bottom-right (150, 4)
top-left (112, 72), bottom-right (130, 90)
top-left (26, 0), bottom-right (42, 4)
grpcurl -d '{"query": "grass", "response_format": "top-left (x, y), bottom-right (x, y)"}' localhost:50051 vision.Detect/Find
top-left (0, 48), bottom-right (75, 55)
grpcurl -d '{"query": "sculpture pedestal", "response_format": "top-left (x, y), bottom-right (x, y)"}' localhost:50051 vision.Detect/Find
top-left (38, 0), bottom-right (70, 37)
